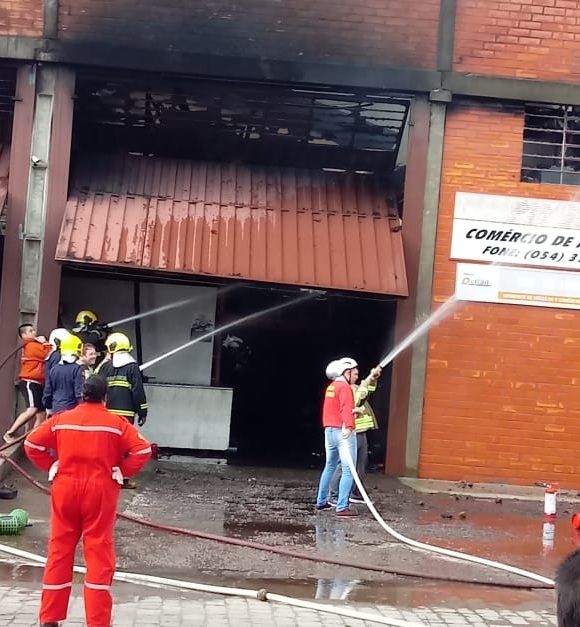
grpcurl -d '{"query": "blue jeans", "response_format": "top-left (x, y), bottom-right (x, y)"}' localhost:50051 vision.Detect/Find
top-left (316, 428), bottom-right (357, 512)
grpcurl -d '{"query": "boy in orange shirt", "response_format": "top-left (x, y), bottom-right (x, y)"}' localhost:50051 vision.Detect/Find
top-left (3, 323), bottom-right (51, 444)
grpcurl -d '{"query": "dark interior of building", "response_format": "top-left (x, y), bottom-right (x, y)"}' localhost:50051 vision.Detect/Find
top-left (216, 285), bottom-right (396, 467)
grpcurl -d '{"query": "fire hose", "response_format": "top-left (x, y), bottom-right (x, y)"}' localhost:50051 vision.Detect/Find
top-left (0, 543), bottom-right (426, 627)
top-left (0, 437), bottom-right (553, 589)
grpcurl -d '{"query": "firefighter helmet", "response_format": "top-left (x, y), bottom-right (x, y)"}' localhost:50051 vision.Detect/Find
top-left (48, 328), bottom-right (69, 350)
top-left (75, 310), bottom-right (98, 325)
top-left (325, 360), bottom-right (340, 380)
top-left (59, 332), bottom-right (83, 358)
top-left (105, 332), bottom-right (132, 353)
top-left (335, 357), bottom-right (358, 377)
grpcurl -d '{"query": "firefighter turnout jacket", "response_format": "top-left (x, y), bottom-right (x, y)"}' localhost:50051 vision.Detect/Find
top-left (353, 376), bottom-right (378, 433)
top-left (97, 352), bottom-right (148, 423)
top-left (72, 322), bottom-right (108, 356)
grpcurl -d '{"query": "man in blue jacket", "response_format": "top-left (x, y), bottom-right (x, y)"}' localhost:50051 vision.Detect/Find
top-left (42, 333), bottom-right (85, 416)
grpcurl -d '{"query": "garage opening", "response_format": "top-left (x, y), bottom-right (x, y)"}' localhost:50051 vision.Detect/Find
top-left (59, 267), bottom-right (395, 467)
top-left (58, 71), bottom-right (411, 468)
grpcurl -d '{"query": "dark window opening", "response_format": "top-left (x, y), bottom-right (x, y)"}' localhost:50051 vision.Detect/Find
top-left (522, 104), bottom-right (580, 186)
top-left (72, 71), bottom-right (410, 176)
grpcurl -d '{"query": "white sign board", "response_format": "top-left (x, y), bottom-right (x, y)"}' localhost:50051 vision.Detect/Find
top-left (451, 192), bottom-right (580, 270)
top-left (456, 263), bottom-right (580, 310)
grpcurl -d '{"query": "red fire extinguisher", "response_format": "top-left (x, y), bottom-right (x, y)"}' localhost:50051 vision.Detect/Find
top-left (544, 483), bottom-right (557, 518)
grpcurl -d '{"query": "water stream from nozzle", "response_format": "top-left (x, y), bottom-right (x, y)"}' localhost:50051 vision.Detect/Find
top-left (378, 294), bottom-right (459, 369)
top-left (108, 285), bottom-right (237, 328)
top-left (140, 293), bottom-right (316, 372)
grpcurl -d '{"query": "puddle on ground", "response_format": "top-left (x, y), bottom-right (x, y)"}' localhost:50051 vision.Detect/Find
top-left (147, 569), bottom-right (553, 609)
top-left (415, 509), bottom-right (574, 576)
top-left (223, 520), bottom-right (313, 538)
top-left (0, 562), bottom-right (44, 584)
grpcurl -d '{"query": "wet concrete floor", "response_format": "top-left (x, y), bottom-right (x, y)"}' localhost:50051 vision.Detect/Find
top-left (0, 458), bottom-right (566, 613)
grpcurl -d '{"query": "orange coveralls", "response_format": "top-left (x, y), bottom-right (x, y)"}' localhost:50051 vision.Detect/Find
top-left (25, 401), bottom-right (151, 627)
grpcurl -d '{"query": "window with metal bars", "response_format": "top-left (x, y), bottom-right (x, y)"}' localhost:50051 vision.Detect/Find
top-left (522, 104), bottom-right (580, 186)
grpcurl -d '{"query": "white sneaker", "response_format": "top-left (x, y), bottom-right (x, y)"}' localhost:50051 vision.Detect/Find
top-left (328, 499), bottom-right (337, 507)
top-left (349, 496), bottom-right (365, 504)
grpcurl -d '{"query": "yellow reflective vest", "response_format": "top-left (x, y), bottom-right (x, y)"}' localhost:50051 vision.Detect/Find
top-left (353, 376), bottom-right (378, 433)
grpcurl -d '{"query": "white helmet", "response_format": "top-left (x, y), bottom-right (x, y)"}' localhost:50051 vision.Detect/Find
top-left (325, 360), bottom-right (340, 380)
top-left (48, 328), bottom-right (69, 350)
top-left (335, 357), bottom-right (358, 377)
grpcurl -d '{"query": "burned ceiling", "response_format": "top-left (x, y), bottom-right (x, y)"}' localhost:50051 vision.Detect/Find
top-left (73, 73), bottom-right (410, 174)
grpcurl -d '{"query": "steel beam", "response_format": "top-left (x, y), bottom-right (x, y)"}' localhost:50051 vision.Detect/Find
top-left (36, 66), bottom-right (74, 332)
top-left (404, 101), bottom-right (447, 476)
top-left (386, 97), bottom-right (431, 476)
top-left (437, 0), bottom-right (457, 72)
top-left (19, 66), bottom-right (58, 317)
top-left (43, 0), bottom-right (59, 40)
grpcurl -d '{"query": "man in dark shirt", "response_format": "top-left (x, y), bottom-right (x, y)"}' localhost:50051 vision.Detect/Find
top-left (42, 333), bottom-right (84, 416)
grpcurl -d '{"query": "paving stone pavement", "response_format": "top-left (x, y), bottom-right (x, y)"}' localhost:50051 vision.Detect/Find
top-left (0, 583), bottom-right (557, 627)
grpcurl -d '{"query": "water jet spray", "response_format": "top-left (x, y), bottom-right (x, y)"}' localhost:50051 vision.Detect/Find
top-left (108, 284), bottom-right (238, 328)
top-left (378, 294), bottom-right (458, 369)
top-left (140, 292), bottom-right (316, 372)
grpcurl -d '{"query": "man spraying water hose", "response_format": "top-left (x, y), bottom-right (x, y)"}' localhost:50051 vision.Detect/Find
top-left (329, 363), bottom-right (382, 505)
top-left (71, 310), bottom-right (109, 364)
top-left (315, 357), bottom-right (359, 517)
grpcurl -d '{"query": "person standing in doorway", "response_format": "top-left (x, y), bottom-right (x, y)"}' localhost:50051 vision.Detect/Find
top-left (24, 375), bottom-right (151, 627)
top-left (315, 357), bottom-right (359, 517)
top-left (3, 323), bottom-right (51, 444)
top-left (329, 365), bottom-right (382, 505)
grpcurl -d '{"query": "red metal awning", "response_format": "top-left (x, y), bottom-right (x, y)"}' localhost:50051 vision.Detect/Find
top-left (56, 154), bottom-right (408, 296)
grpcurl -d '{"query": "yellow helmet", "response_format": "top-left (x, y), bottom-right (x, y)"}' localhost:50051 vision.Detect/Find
top-left (75, 310), bottom-right (98, 325)
top-left (60, 332), bottom-right (83, 358)
top-left (105, 332), bottom-right (132, 353)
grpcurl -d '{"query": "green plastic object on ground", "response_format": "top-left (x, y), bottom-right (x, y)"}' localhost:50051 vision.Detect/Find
top-left (0, 508), bottom-right (29, 535)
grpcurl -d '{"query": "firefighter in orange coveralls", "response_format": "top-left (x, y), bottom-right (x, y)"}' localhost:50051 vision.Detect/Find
top-left (24, 375), bottom-right (152, 627)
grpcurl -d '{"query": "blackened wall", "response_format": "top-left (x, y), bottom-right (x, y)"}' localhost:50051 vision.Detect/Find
top-left (57, 0), bottom-right (440, 69)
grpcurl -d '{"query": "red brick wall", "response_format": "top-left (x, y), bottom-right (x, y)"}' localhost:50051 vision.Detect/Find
top-left (454, 0), bottom-right (580, 81)
top-left (0, 0), bottom-right (43, 36)
top-left (420, 102), bottom-right (580, 488)
top-left (57, 0), bottom-right (440, 69)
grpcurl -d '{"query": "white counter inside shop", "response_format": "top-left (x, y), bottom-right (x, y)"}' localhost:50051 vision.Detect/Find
top-left (140, 383), bottom-right (233, 451)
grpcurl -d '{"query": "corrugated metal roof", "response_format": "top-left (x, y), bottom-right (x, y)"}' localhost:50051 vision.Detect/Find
top-left (57, 154), bottom-right (408, 296)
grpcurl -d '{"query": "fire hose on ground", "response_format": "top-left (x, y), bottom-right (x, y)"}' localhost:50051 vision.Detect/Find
top-left (0, 449), bottom-right (548, 590)
top-left (0, 543), bottom-right (427, 627)
top-left (0, 437), bottom-right (554, 590)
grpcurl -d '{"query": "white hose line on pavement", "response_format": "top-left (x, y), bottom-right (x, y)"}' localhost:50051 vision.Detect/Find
top-left (340, 443), bottom-right (555, 587)
top-left (0, 543), bottom-right (427, 627)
